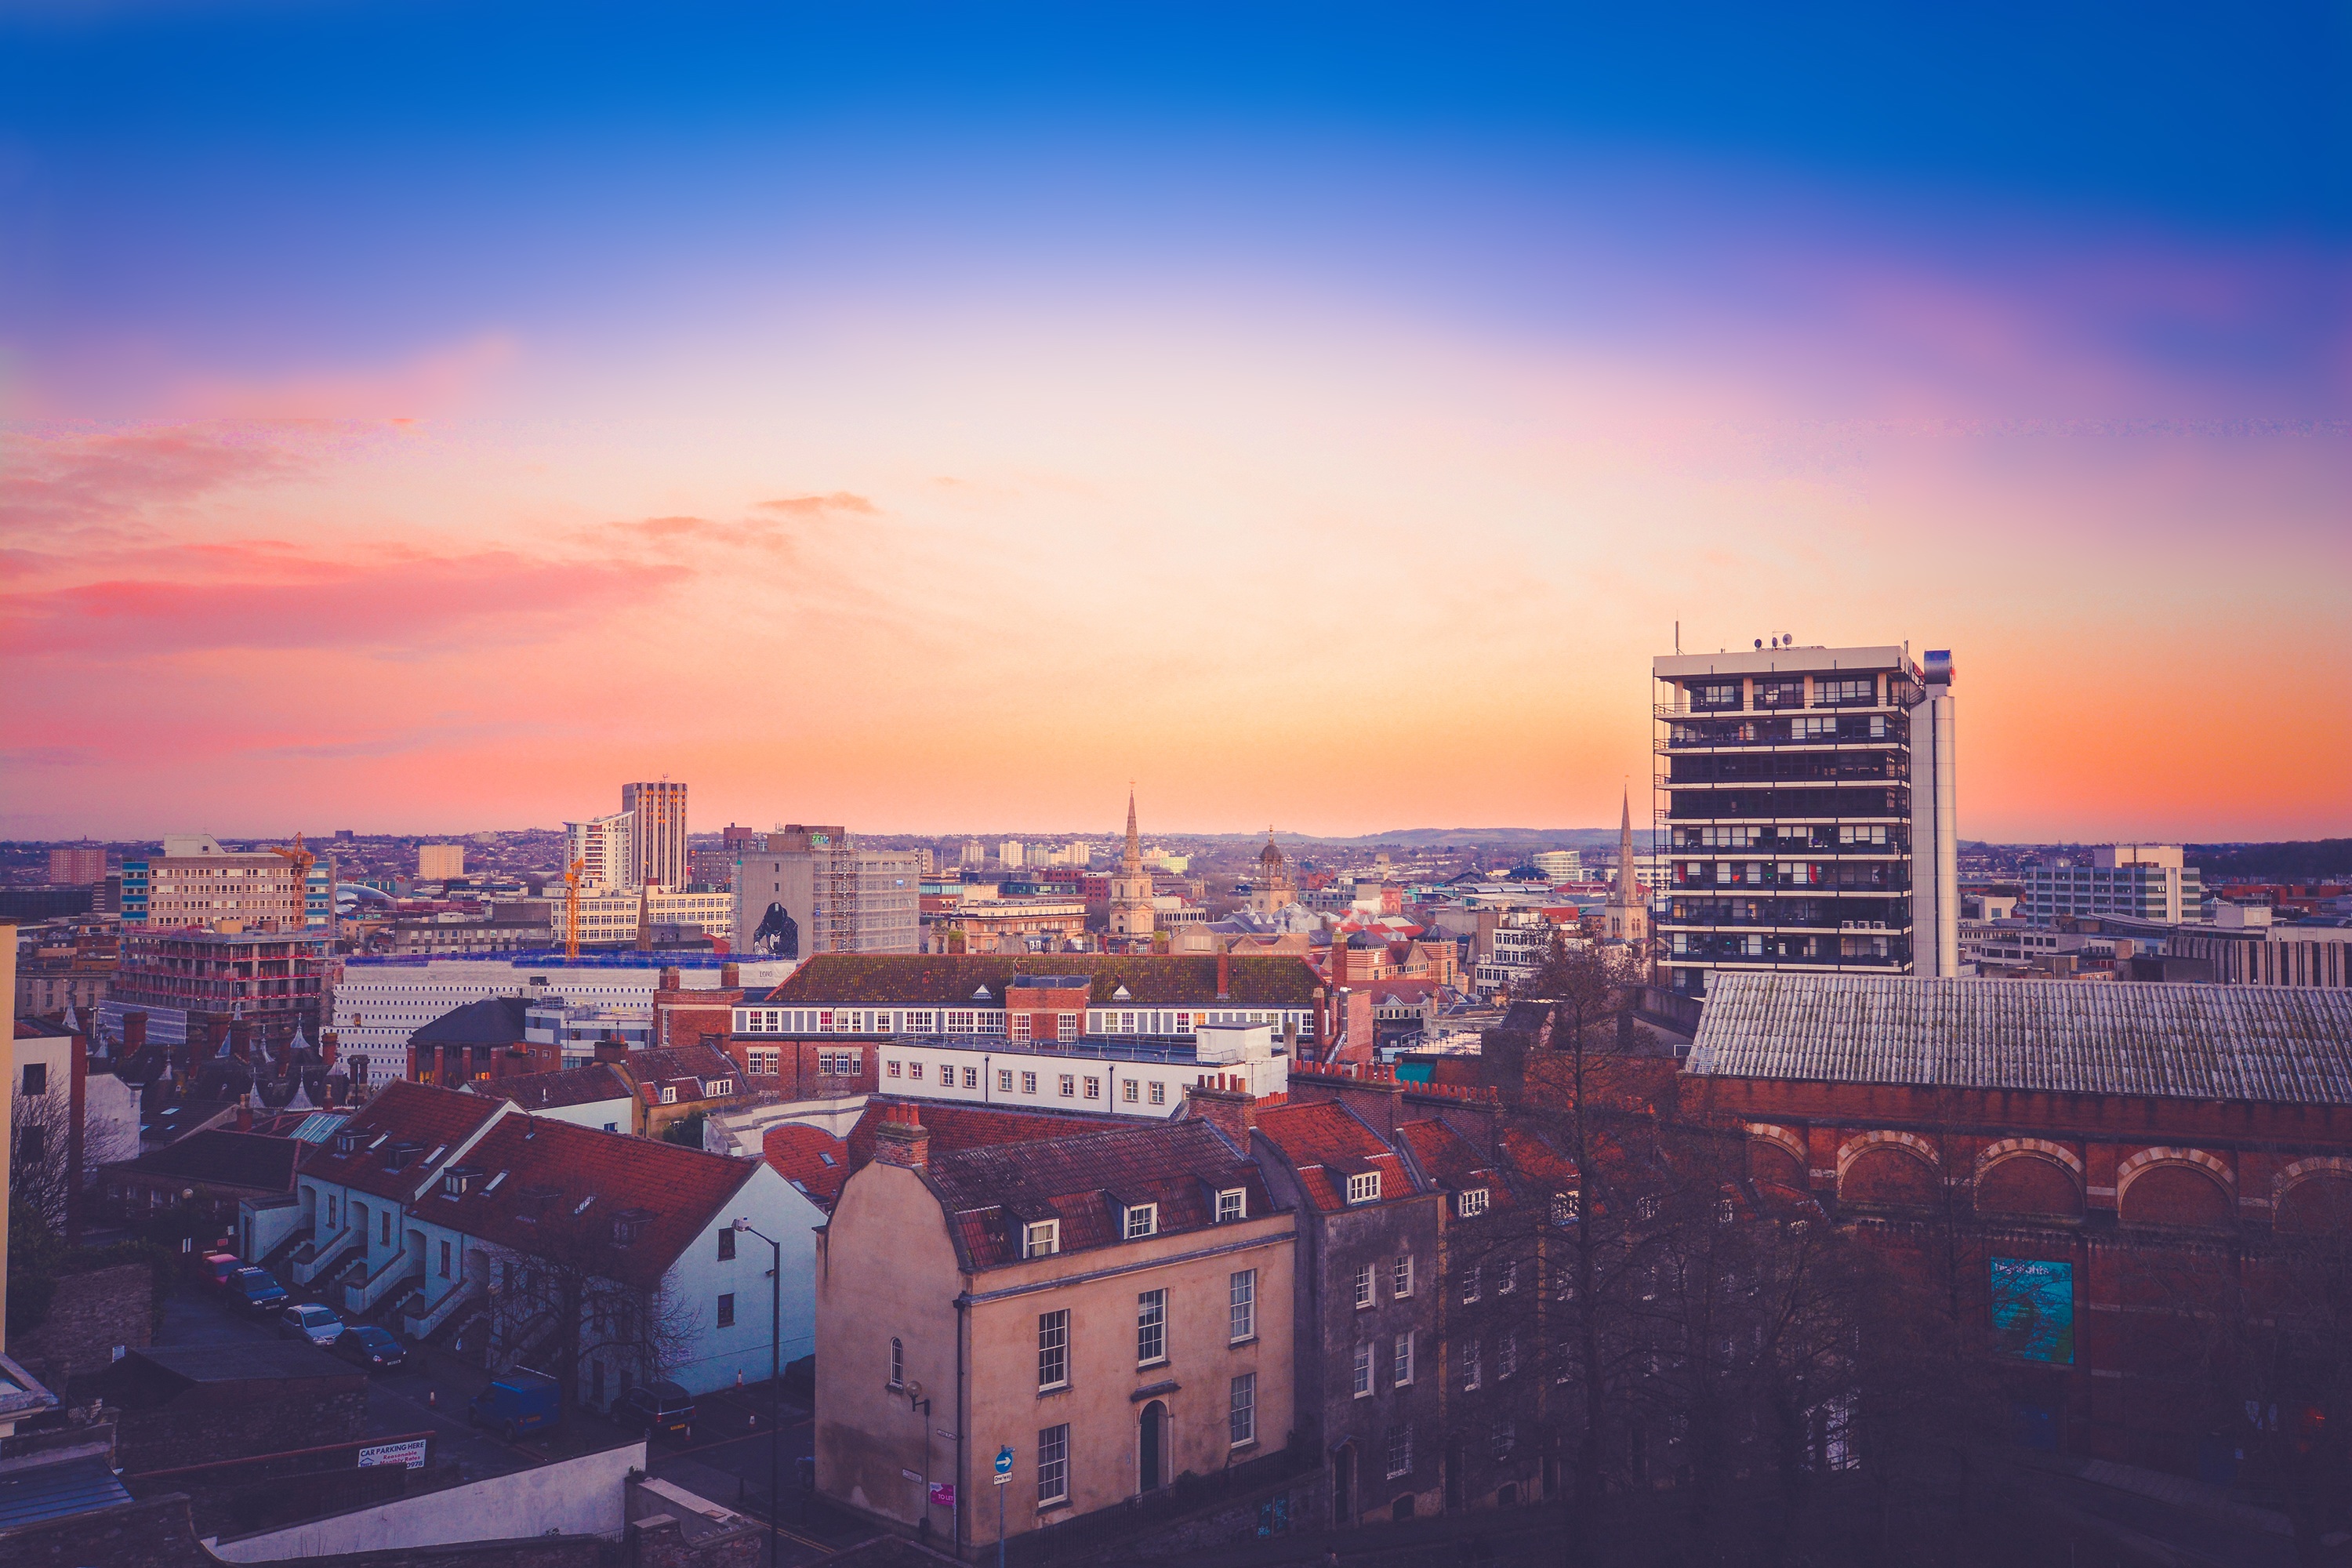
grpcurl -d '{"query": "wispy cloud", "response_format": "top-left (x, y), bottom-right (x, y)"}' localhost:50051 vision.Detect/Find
top-left (0, 427), bottom-right (306, 535)
top-left (756, 492), bottom-right (878, 517)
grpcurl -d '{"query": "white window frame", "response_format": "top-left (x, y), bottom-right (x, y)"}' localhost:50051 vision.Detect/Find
top-left (1036, 1310), bottom-right (1070, 1391)
top-left (1353, 1263), bottom-right (1375, 1310)
top-left (1229, 1269), bottom-right (1257, 1343)
top-left (1216, 1188), bottom-right (1246, 1223)
top-left (1023, 1220), bottom-right (1061, 1259)
top-left (1392, 1254), bottom-right (1413, 1298)
top-left (1352, 1342), bottom-right (1374, 1398)
top-left (1345, 1171), bottom-right (1381, 1204)
top-left (1457, 1186), bottom-right (1490, 1218)
top-left (1123, 1203), bottom-right (1158, 1240)
top-left (1393, 1332), bottom-right (1414, 1386)
top-left (1229, 1372), bottom-right (1257, 1446)
top-left (1037, 1421), bottom-right (1069, 1503)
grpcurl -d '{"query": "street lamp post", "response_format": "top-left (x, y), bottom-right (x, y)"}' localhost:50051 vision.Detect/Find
top-left (733, 1219), bottom-right (782, 1568)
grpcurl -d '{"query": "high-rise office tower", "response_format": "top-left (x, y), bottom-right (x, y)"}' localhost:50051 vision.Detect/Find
top-left (621, 781), bottom-right (688, 889)
top-left (565, 811), bottom-right (634, 892)
top-left (1651, 641), bottom-right (1958, 996)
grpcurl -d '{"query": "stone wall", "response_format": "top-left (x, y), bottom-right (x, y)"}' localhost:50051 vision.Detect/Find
top-left (11, 1261), bottom-right (155, 1384)
top-left (116, 1382), bottom-right (369, 1474)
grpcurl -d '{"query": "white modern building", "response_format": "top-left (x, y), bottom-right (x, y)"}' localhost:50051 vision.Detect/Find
top-left (417, 844), bottom-right (466, 882)
top-left (2021, 845), bottom-right (2202, 926)
top-left (328, 957), bottom-right (793, 1088)
top-left (565, 813), bottom-right (635, 893)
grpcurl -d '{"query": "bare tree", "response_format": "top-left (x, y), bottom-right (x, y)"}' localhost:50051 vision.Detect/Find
top-left (9, 1089), bottom-right (78, 1247)
top-left (481, 1195), bottom-right (699, 1423)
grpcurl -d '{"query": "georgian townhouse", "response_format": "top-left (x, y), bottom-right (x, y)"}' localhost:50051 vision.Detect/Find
top-left (815, 1104), bottom-right (1298, 1553)
top-left (1249, 1092), bottom-right (1446, 1526)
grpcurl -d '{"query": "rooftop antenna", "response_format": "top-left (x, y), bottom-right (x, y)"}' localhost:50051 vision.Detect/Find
top-left (1674, 619), bottom-right (1680, 654)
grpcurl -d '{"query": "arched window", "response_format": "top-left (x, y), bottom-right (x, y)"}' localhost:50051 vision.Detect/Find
top-left (890, 1337), bottom-right (904, 1388)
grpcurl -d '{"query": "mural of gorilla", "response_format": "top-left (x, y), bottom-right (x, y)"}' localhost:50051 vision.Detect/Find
top-left (752, 902), bottom-right (800, 958)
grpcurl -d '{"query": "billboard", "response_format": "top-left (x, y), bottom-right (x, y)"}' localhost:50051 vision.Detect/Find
top-left (1990, 1257), bottom-right (2074, 1363)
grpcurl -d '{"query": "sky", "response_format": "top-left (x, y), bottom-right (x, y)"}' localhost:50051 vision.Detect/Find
top-left (2, 3), bottom-right (2347, 844)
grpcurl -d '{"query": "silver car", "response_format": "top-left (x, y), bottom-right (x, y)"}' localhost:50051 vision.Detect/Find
top-left (278, 1302), bottom-right (346, 1347)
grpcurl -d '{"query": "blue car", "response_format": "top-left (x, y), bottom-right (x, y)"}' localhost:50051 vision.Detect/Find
top-left (230, 1267), bottom-right (289, 1314)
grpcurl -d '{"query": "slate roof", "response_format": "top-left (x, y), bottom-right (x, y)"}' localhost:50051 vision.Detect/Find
top-left (1686, 973), bottom-right (2352, 1104)
top-left (106, 1129), bottom-right (300, 1192)
top-left (764, 1124), bottom-right (849, 1208)
top-left (409, 996), bottom-right (532, 1048)
top-left (923, 1120), bottom-right (1271, 1269)
top-left (768, 954), bottom-right (1322, 1007)
top-left (296, 1080), bottom-right (506, 1202)
top-left (473, 1062), bottom-right (635, 1112)
top-left (1254, 1100), bottom-right (1417, 1213)
top-left (629, 1045), bottom-right (740, 1102)
top-left (1397, 1118), bottom-right (1513, 1211)
top-left (416, 1112), bottom-right (760, 1289)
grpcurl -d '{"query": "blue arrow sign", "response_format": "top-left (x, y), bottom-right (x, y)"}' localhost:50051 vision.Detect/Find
top-left (993, 1445), bottom-right (1014, 1482)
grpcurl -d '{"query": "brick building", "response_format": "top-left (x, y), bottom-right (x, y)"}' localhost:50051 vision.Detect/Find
top-left (1679, 972), bottom-right (2352, 1474)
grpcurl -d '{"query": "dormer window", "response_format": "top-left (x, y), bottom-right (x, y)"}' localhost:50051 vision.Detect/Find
top-left (973, 985), bottom-right (992, 1001)
top-left (1552, 1189), bottom-right (1581, 1225)
top-left (1216, 1188), bottom-right (1247, 1223)
top-left (1123, 1203), bottom-right (1158, 1240)
top-left (441, 1166), bottom-right (480, 1199)
top-left (660, 1086), bottom-right (678, 1105)
top-left (1112, 985), bottom-right (1132, 1001)
top-left (612, 1207), bottom-right (653, 1247)
top-left (1457, 1187), bottom-right (1490, 1218)
top-left (1022, 1219), bottom-right (1061, 1258)
top-left (709, 1080), bottom-right (733, 1097)
top-left (1345, 1171), bottom-right (1381, 1205)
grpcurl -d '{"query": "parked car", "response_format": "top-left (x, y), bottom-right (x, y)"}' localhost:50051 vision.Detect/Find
top-left (613, 1379), bottom-right (695, 1443)
top-left (278, 1302), bottom-right (345, 1346)
top-left (188, 1252), bottom-right (241, 1290)
top-left (468, 1369), bottom-right (560, 1441)
top-left (329, 1325), bottom-right (407, 1373)
top-left (229, 1267), bottom-right (289, 1314)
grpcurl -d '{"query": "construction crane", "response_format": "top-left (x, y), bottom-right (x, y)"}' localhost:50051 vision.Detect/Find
top-left (268, 832), bottom-right (315, 933)
top-left (562, 856), bottom-right (586, 961)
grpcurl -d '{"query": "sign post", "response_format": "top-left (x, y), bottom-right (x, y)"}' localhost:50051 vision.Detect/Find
top-left (993, 1445), bottom-right (1014, 1568)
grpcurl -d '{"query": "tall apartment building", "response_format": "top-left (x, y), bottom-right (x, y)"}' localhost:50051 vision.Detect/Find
top-left (564, 812), bottom-right (634, 891)
top-left (121, 834), bottom-right (336, 933)
top-left (416, 844), bottom-right (465, 881)
top-left (1529, 848), bottom-right (1583, 883)
top-left (2022, 845), bottom-right (2201, 925)
top-left (1652, 643), bottom-right (1958, 996)
top-left (622, 780), bottom-right (689, 888)
top-left (999, 839), bottom-right (1025, 868)
top-left (48, 845), bottom-right (107, 884)
top-left (732, 826), bottom-right (920, 959)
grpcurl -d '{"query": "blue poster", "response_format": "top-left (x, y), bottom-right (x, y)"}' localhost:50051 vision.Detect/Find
top-left (1990, 1257), bottom-right (2074, 1364)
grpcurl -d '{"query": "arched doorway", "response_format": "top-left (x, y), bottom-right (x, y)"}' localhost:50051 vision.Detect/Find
top-left (1138, 1400), bottom-right (1168, 1494)
top-left (1331, 1442), bottom-right (1356, 1526)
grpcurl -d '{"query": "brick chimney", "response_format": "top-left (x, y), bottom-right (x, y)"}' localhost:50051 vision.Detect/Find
top-left (593, 1034), bottom-right (628, 1065)
top-left (872, 1103), bottom-right (931, 1171)
top-left (1216, 950), bottom-right (1231, 1000)
top-left (124, 1011), bottom-right (148, 1058)
top-left (659, 966), bottom-right (682, 993)
top-left (1185, 1083), bottom-right (1256, 1147)
top-left (229, 1020), bottom-right (253, 1061)
top-left (720, 963), bottom-right (741, 989)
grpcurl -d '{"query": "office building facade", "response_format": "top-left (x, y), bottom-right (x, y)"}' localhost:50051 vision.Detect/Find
top-left (122, 834), bottom-right (335, 933)
top-left (1652, 643), bottom-right (1958, 996)
top-left (621, 780), bottom-right (689, 889)
top-left (416, 844), bottom-right (465, 881)
top-left (2022, 845), bottom-right (2201, 926)
top-left (564, 811), bottom-right (634, 892)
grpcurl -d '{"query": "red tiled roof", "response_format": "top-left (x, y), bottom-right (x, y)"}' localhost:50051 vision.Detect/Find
top-left (298, 1081), bottom-right (505, 1203)
top-left (768, 954), bottom-right (1322, 1007)
top-left (922, 1120), bottom-right (1271, 1269)
top-left (1400, 1117), bottom-right (1515, 1212)
top-left (842, 1098), bottom-right (1114, 1170)
top-left (419, 1113), bottom-right (760, 1289)
top-left (1254, 1100), bottom-right (1414, 1213)
top-left (764, 1125), bottom-right (849, 1209)
top-left (474, 1063), bottom-right (634, 1112)
top-left (628, 1045), bottom-right (740, 1102)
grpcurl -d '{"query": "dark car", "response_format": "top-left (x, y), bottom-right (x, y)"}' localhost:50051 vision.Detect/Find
top-left (613, 1380), bottom-right (695, 1443)
top-left (229, 1267), bottom-right (289, 1314)
top-left (330, 1325), bottom-right (407, 1373)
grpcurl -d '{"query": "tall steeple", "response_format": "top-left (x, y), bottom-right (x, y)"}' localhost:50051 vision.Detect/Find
top-left (1611, 791), bottom-right (1639, 907)
top-left (1123, 785), bottom-right (1142, 872)
top-left (1109, 785), bottom-right (1155, 943)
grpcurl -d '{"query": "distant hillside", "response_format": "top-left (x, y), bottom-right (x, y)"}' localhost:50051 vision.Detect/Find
top-left (2188, 840), bottom-right (2352, 883)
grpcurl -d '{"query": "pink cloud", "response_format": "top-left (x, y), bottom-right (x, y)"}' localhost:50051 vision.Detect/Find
top-left (0, 549), bottom-right (687, 657)
top-left (756, 492), bottom-right (878, 516)
top-left (0, 427), bottom-right (305, 535)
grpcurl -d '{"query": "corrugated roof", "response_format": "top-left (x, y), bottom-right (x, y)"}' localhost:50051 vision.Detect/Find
top-left (0, 1454), bottom-right (132, 1528)
top-left (1684, 974), bottom-right (2352, 1103)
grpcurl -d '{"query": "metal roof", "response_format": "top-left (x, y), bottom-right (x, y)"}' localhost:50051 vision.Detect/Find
top-left (1683, 973), bottom-right (2352, 1104)
top-left (0, 1453), bottom-right (132, 1529)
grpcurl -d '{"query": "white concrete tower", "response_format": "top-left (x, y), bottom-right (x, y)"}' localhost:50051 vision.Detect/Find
top-left (1909, 650), bottom-right (1960, 978)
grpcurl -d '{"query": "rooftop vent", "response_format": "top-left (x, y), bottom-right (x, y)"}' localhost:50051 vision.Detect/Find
top-left (610, 1206), bottom-right (656, 1247)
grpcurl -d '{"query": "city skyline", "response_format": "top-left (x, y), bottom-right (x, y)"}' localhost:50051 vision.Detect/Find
top-left (3, 5), bottom-right (2345, 843)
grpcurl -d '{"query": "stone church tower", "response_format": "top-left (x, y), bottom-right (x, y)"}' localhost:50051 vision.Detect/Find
top-left (1108, 789), bottom-right (1156, 941)
top-left (1248, 829), bottom-right (1297, 916)
top-left (1605, 792), bottom-right (1648, 949)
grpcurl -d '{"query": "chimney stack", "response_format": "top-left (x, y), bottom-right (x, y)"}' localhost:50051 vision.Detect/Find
top-left (659, 966), bottom-right (682, 993)
top-left (1216, 950), bottom-right (1231, 1000)
top-left (1185, 1083), bottom-right (1257, 1146)
top-left (594, 1034), bottom-right (628, 1065)
top-left (873, 1103), bottom-right (931, 1171)
top-left (720, 962), bottom-right (740, 989)
top-left (124, 1011), bottom-right (148, 1058)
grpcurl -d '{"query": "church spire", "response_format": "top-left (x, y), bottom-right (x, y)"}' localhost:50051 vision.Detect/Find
top-left (1123, 785), bottom-right (1142, 871)
top-left (1612, 789), bottom-right (1639, 907)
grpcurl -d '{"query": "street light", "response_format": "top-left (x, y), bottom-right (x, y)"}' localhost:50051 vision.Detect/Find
top-left (733, 1218), bottom-right (782, 1568)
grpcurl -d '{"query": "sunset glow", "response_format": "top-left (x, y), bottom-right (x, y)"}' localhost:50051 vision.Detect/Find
top-left (4, 5), bottom-right (2344, 841)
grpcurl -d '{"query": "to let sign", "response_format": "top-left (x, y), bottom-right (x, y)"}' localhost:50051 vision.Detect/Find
top-left (931, 1483), bottom-right (956, 1508)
